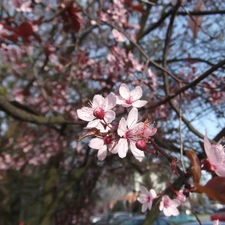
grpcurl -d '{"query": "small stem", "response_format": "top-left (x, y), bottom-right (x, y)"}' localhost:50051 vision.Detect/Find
top-left (149, 138), bottom-right (186, 180)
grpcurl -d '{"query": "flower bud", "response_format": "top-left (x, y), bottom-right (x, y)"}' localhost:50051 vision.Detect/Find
top-left (136, 140), bottom-right (146, 150)
top-left (93, 107), bottom-right (105, 119)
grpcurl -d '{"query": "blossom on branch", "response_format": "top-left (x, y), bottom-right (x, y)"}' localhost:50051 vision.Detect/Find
top-left (77, 93), bottom-right (117, 129)
top-left (89, 135), bottom-right (116, 161)
top-left (203, 131), bottom-right (225, 177)
top-left (117, 83), bottom-right (147, 108)
top-left (159, 195), bottom-right (180, 217)
top-left (137, 186), bottom-right (157, 212)
top-left (114, 107), bottom-right (145, 161)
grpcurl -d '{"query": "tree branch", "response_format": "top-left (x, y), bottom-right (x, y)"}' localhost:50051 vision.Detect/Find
top-left (0, 95), bottom-right (74, 125)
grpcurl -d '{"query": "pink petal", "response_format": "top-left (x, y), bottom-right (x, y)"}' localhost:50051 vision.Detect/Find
top-left (141, 203), bottom-right (148, 212)
top-left (112, 29), bottom-right (126, 42)
top-left (89, 138), bottom-right (104, 149)
top-left (132, 100), bottom-right (147, 108)
top-left (87, 119), bottom-right (100, 128)
top-left (77, 107), bottom-right (95, 121)
top-left (204, 133), bottom-right (223, 165)
top-left (119, 83), bottom-right (130, 100)
top-left (105, 93), bottom-right (117, 110)
top-left (140, 186), bottom-right (149, 196)
top-left (117, 117), bottom-right (127, 137)
top-left (215, 165), bottom-right (225, 177)
top-left (116, 138), bottom-right (128, 158)
top-left (104, 110), bottom-right (116, 123)
top-left (130, 86), bottom-right (142, 101)
top-left (97, 146), bottom-right (107, 161)
top-left (130, 141), bottom-right (144, 162)
top-left (127, 107), bottom-right (138, 129)
top-left (92, 95), bottom-right (105, 108)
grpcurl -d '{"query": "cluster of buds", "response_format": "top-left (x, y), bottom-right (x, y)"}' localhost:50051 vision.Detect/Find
top-left (77, 83), bottom-right (157, 161)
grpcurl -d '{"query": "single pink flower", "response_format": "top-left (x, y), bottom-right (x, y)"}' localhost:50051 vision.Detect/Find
top-left (204, 130), bottom-right (225, 177)
top-left (77, 93), bottom-right (117, 129)
top-left (159, 195), bottom-right (180, 217)
top-left (137, 186), bottom-right (157, 212)
top-left (117, 83), bottom-right (147, 108)
top-left (114, 107), bottom-right (145, 161)
top-left (89, 135), bottom-right (116, 161)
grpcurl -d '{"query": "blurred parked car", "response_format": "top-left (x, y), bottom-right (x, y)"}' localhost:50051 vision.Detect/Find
top-left (211, 208), bottom-right (225, 221)
top-left (169, 212), bottom-right (196, 224)
top-left (119, 215), bottom-right (172, 225)
top-left (182, 222), bottom-right (225, 225)
top-left (91, 212), bottom-right (132, 225)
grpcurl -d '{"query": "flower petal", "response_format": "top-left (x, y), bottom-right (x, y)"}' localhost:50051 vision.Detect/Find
top-left (204, 132), bottom-right (223, 165)
top-left (104, 110), bottom-right (116, 123)
top-left (87, 119), bottom-right (101, 128)
top-left (141, 203), bottom-right (148, 213)
top-left (92, 95), bottom-right (105, 108)
top-left (105, 93), bottom-right (117, 110)
top-left (132, 100), bottom-right (147, 108)
top-left (116, 138), bottom-right (128, 158)
top-left (215, 165), bottom-right (225, 177)
top-left (119, 83), bottom-right (130, 100)
top-left (117, 117), bottom-right (127, 137)
top-left (77, 107), bottom-right (95, 121)
top-left (130, 86), bottom-right (142, 101)
top-left (130, 141), bottom-right (144, 162)
top-left (127, 107), bottom-right (138, 129)
top-left (89, 138), bottom-right (104, 149)
top-left (97, 145), bottom-right (107, 161)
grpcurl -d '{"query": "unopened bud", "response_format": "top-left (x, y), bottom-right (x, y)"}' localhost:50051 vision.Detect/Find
top-left (136, 140), bottom-right (146, 150)
top-left (93, 107), bottom-right (105, 119)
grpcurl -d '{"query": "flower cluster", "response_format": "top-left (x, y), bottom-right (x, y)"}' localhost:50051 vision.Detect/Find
top-left (137, 186), bottom-right (186, 217)
top-left (77, 83), bottom-right (156, 161)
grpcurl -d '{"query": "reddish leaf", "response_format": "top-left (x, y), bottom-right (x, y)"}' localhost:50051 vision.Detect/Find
top-left (130, 4), bottom-right (145, 14)
top-left (61, 3), bottom-right (82, 32)
top-left (195, 177), bottom-right (225, 204)
top-left (16, 21), bottom-right (34, 38)
top-left (186, 149), bottom-right (201, 183)
top-left (188, 0), bottom-right (205, 38)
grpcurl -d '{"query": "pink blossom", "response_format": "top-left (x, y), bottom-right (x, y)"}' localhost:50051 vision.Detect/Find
top-left (159, 195), bottom-right (180, 217)
top-left (77, 93), bottom-right (117, 129)
top-left (89, 135), bottom-right (116, 161)
top-left (112, 29), bottom-right (126, 42)
top-left (117, 83), bottom-right (147, 108)
top-left (175, 190), bottom-right (187, 203)
top-left (114, 107), bottom-right (145, 161)
top-left (213, 220), bottom-right (219, 225)
top-left (137, 186), bottom-right (157, 212)
top-left (204, 130), bottom-right (225, 177)
top-left (11, 0), bottom-right (32, 12)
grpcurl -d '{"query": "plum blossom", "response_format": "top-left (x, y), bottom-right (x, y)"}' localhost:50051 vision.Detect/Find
top-left (89, 135), bottom-right (116, 161)
top-left (11, 0), bottom-right (32, 12)
top-left (175, 190), bottom-right (187, 203)
top-left (112, 29), bottom-right (126, 42)
top-left (137, 186), bottom-right (157, 212)
top-left (213, 220), bottom-right (219, 225)
top-left (114, 107), bottom-right (145, 161)
top-left (204, 131), bottom-right (225, 177)
top-left (77, 93), bottom-right (117, 129)
top-left (159, 195), bottom-right (180, 217)
top-left (117, 83), bottom-right (147, 108)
